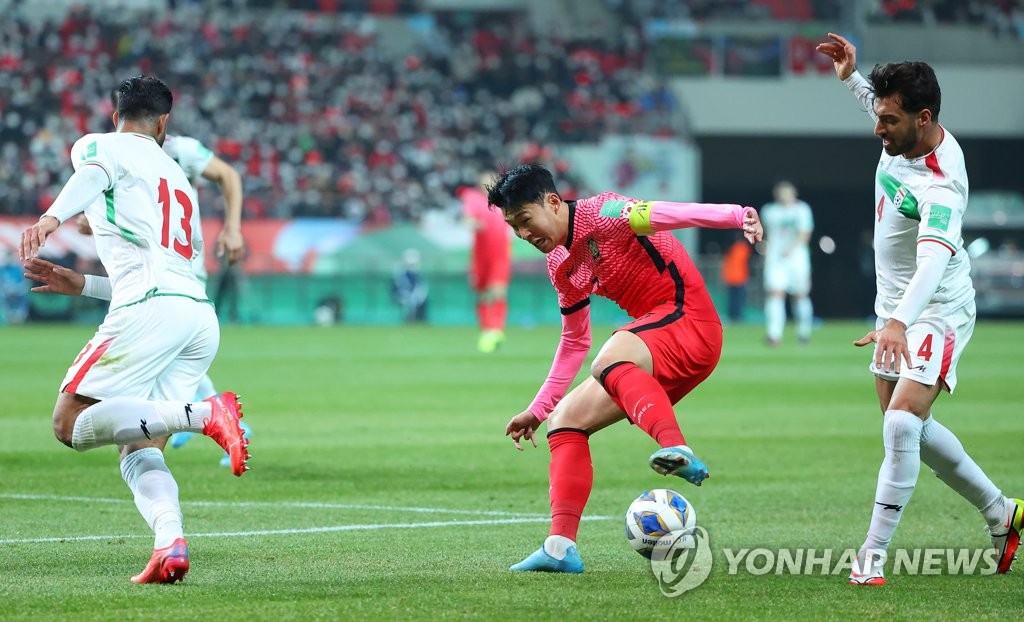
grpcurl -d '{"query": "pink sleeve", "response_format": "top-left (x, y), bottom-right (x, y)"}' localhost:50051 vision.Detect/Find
top-left (648, 201), bottom-right (754, 231)
top-left (527, 304), bottom-right (592, 421)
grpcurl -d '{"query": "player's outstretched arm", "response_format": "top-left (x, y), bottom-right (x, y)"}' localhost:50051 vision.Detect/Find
top-left (816, 32), bottom-right (857, 81)
top-left (23, 257), bottom-right (86, 295)
top-left (629, 200), bottom-right (763, 243)
top-left (510, 305), bottom-right (592, 450)
top-left (201, 156), bottom-right (245, 265)
top-left (816, 33), bottom-right (877, 123)
top-left (22, 165), bottom-right (111, 260)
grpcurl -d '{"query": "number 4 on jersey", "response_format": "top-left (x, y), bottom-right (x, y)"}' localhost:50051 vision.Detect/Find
top-left (916, 333), bottom-right (934, 362)
top-left (158, 177), bottom-right (194, 260)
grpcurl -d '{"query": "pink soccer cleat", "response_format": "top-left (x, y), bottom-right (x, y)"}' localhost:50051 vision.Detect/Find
top-left (131, 538), bottom-right (189, 584)
top-left (202, 392), bottom-right (250, 477)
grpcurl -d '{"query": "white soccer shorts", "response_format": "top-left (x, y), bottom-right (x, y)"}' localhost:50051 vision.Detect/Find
top-left (868, 303), bottom-right (975, 393)
top-left (60, 296), bottom-right (219, 401)
top-left (763, 258), bottom-right (811, 295)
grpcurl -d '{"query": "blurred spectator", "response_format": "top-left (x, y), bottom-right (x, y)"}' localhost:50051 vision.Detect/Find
top-left (0, 5), bottom-right (689, 222)
top-left (721, 233), bottom-right (752, 323)
top-left (0, 246), bottom-right (29, 324)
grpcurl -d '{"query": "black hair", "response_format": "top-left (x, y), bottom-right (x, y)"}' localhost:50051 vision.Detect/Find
top-left (115, 75), bottom-right (172, 121)
top-left (487, 163), bottom-right (559, 214)
top-left (868, 61), bottom-right (941, 122)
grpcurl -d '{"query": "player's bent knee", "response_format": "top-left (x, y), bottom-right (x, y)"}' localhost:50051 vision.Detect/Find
top-left (52, 392), bottom-right (98, 449)
top-left (52, 417), bottom-right (74, 448)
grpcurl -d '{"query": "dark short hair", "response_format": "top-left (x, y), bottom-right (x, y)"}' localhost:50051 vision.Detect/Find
top-left (487, 164), bottom-right (559, 214)
top-left (868, 61), bottom-right (941, 122)
top-left (116, 75), bottom-right (172, 121)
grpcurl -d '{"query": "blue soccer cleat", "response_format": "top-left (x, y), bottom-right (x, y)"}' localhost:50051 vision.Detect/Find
top-left (169, 432), bottom-right (195, 449)
top-left (649, 445), bottom-right (710, 486)
top-left (510, 544), bottom-right (584, 573)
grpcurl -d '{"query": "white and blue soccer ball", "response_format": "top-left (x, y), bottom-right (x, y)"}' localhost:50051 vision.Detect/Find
top-left (625, 488), bottom-right (697, 559)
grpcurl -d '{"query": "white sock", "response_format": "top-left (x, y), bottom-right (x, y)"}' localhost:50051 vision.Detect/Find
top-left (863, 410), bottom-right (922, 552)
top-left (794, 296), bottom-right (813, 341)
top-left (920, 415), bottom-right (1008, 529)
top-left (71, 398), bottom-right (212, 451)
top-left (765, 296), bottom-right (786, 341)
top-left (543, 535), bottom-right (576, 560)
top-left (120, 447), bottom-right (184, 549)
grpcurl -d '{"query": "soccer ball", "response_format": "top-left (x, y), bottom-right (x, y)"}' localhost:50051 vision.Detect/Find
top-left (625, 488), bottom-right (697, 559)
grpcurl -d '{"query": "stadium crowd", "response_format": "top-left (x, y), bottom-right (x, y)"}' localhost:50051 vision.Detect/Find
top-left (0, 6), bottom-right (678, 222)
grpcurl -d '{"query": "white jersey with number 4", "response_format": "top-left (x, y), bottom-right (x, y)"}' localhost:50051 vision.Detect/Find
top-left (70, 131), bottom-right (208, 310)
top-left (844, 72), bottom-right (975, 320)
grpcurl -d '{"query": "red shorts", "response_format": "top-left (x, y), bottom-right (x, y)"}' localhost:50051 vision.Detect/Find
top-left (470, 246), bottom-right (511, 291)
top-left (617, 304), bottom-right (723, 404)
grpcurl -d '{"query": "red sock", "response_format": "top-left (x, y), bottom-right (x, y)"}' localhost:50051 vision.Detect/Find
top-left (601, 362), bottom-right (685, 447)
top-left (476, 301), bottom-right (489, 330)
top-left (548, 429), bottom-right (593, 542)
top-left (493, 298), bottom-right (507, 331)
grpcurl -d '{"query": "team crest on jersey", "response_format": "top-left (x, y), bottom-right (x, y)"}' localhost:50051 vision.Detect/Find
top-left (587, 238), bottom-right (601, 262)
top-left (892, 187), bottom-right (906, 209)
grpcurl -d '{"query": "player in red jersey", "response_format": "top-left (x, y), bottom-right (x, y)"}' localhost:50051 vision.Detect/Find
top-left (489, 164), bottom-right (762, 573)
top-left (461, 173), bottom-right (512, 352)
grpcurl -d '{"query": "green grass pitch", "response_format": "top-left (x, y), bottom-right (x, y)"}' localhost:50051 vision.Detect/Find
top-left (1, 321), bottom-right (1022, 620)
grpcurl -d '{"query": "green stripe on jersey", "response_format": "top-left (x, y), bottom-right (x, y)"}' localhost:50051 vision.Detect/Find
top-left (877, 170), bottom-right (920, 220)
top-left (104, 189), bottom-right (143, 246)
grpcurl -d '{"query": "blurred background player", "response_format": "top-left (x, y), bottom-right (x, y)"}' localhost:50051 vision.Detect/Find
top-left (819, 32), bottom-right (1024, 586)
top-left (493, 163), bottom-right (761, 573)
top-left (19, 75), bottom-right (249, 584)
top-left (460, 172), bottom-right (511, 353)
top-left (391, 248), bottom-right (428, 323)
top-left (158, 130), bottom-right (250, 458)
top-left (761, 180), bottom-right (815, 345)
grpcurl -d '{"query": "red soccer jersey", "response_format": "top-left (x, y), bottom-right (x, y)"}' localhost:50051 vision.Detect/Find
top-left (546, 191), bottom-right (719, 322)
top-left (461, 186), bottom-right (510, 258)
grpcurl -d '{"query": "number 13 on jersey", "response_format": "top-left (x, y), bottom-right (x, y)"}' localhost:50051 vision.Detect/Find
top-left (157, 177), bottom-right (194, 260)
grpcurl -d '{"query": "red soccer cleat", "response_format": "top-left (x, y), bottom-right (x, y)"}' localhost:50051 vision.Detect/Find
top-left (131, 538), bottom-right (190, 584)
top-left (202, 392), bottom-right (250, 477)
top-left (992, 497), bottom-right (1024, 574)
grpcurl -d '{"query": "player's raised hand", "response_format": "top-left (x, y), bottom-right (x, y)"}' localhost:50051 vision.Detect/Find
top-left (20, 215), bottom-right (60, 260)
top-left (816, 33), bottom-right (857, 81)
top-left (741, 207), bottom-right (763, 244)
top-left (216, 228), bottom-right (245, 265)
top-left (505, 411), bottom-right (541, 451)
top-left (22, 257), bottom-right (86, 295)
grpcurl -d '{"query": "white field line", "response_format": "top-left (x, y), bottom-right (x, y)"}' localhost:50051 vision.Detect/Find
top-left (0, 516), bottom-right (613, 544)
top-left (0, 493), bottom-right (545, 517)
top-left (0, 493), bottom-right (615, 545)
